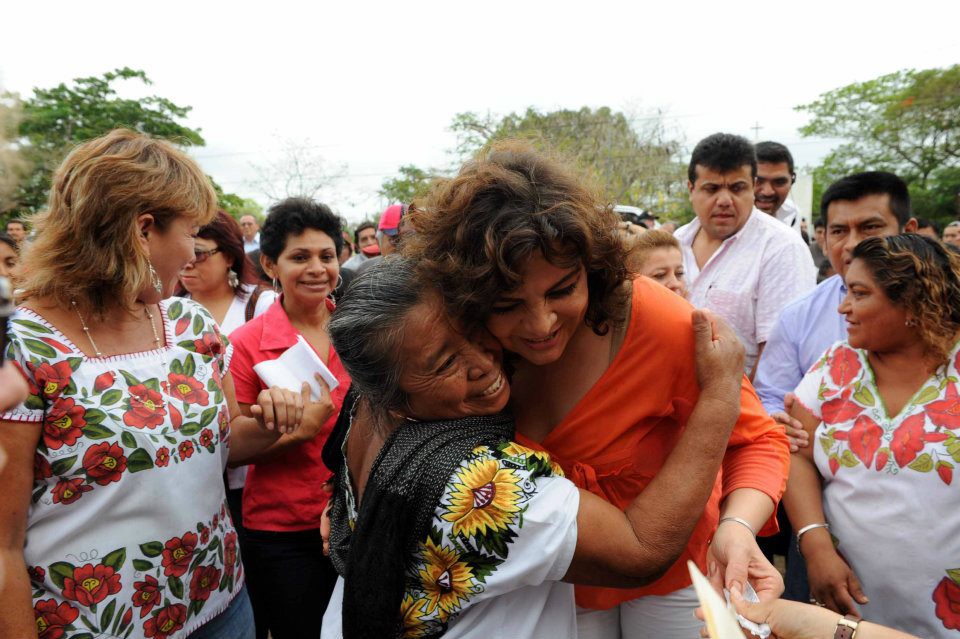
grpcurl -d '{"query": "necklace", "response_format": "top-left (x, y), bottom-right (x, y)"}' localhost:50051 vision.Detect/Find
top-left (72, 301), bottom-right (162, 357)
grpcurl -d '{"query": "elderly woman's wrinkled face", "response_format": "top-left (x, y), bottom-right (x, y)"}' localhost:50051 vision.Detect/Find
top-left (838, 259), bottom-right (913, 352)
top-left (397, 296), bottom-right (510, 420)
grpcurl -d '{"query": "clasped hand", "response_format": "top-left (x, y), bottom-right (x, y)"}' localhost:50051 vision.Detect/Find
top-left (249, 372), bottom-right (334, 440)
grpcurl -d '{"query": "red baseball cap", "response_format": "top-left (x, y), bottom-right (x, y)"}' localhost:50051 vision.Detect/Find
top-left (378, 204), bottom-right (406, 236)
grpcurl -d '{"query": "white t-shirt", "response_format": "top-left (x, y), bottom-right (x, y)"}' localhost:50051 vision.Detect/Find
top-left (321, 441), bottom-right (580, 638)
top-left (675, 209), bottom-right (817, 372)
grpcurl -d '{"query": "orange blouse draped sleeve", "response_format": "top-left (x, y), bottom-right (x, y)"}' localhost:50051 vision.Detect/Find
top-left (515, 277), bottom-right (789, 610)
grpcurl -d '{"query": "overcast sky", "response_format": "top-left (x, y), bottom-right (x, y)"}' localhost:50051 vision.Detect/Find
top-left (3, 1), bottom-right (959, 223)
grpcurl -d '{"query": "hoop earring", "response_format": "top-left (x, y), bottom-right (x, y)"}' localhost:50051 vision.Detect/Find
top-left (227, 268), bottom-right (239, 288)
top-left (336, 273), bottom-right (343, 289)
top-left (271, 277), bottom-right (280, 292)
top-left (148, 261), bottom-right (162, 295)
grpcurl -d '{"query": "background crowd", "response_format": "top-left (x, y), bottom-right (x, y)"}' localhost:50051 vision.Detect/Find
top-left (0, 125), bottom-right (955, 639)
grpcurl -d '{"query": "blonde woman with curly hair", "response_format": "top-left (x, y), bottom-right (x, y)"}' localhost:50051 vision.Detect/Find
top-left (0, 129), bottom-right (331, 639)
top-left (786, 233), bottom-right (960, 638)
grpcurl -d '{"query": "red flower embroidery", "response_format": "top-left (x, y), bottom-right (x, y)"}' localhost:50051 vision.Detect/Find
top-left (925, 382), bottom-right (960, 429)
top-left (155, 447), bottom-right (170, 467)
top-left (168, 373), bottom-right (209, 406)
top-left (121, 607), bottom-right (133, 627)
top-left (34, 453), bottom-right (52, 480)
top-left (175, 316), bottom-right (190, 336)
top-left (199, 524), bottom-right (210, 544)
top-left (847, 415), bottom-right (883, 466)
top-left (938, 462), bottom-right (954, 485)
top-left (161, 532), bottom-right (197, 577)
top-left (82, 442), bottom-right (127, 486)
top-left (144, 603), bottom-right (187, 639)
top-left (218, 409), bottom-right (229, 439)
top-left (829, 346), bottom-right (861, 386)
top-left (33, 599), bottom-right (79, 639)
top-left (61, 563), bottom-right (122, 606)
top-left (178, 441), bottom-right (195, 460)
top-left (28, 565), bottom-right (46, 582)
top-left (821, 388), bottom-right (862, 425)
top-left (933, 576), bottom-right (960, 630)
top-left (93, 371), bottom-right (116, 392)
top-left (875, 449), bottom-right (890, 471)
top-left (169, 404), bottom-right (183, 430)
top-left (131, 574), bottom-right (162, 618)
top-left (33, 361), bottom-right (74, 399)
top-left (224, 531), bottom-right (238, 576)
top-left (828, 456), bottom-right (840, 475)
top-left (890, 413), bottom-right (927, 467)
top-left (189, 564), bottom-right (222, 602)
top-left (51, 478), bottom-right (92, 505)
top-left (124, 384), bottom-right (167, 430)
top-left (43, 397), bottom-right (87, 450)
top-left (193, 332), bottom-right (221, 356)
top-left (199, 428), bottom-right (213, 448)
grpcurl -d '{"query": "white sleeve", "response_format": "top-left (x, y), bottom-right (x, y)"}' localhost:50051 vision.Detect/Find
top-left (755, 238), bottom-right (817, 344)
top-left (793, 344), bottom-right (835, 420)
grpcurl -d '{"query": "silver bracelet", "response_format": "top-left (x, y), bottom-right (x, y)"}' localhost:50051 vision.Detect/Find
top-left (718, 516), bottom-right (757, 537)
top-left (796, 522), bottom-right (830, 549)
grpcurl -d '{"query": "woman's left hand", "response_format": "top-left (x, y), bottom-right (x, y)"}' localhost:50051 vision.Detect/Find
top-left (706, 520), bottom-right (784, 602)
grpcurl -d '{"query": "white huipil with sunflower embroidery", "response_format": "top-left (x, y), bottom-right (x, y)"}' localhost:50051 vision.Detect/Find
top-left (321, 441), bottom-right (581, 638)
top-left (2, 299), bottom-right (244, 639)
top-left (794, 340), bottom-right (960, 638)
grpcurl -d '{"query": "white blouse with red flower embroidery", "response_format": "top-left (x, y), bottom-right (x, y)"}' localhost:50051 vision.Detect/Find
top-left (795, 340), bottom-right (960, 638)
top-left (2, 298), bottom-right (244, 639)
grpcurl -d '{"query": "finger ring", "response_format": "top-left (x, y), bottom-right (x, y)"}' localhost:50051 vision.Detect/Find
top-left (809, 599), bottom-right (826, 607)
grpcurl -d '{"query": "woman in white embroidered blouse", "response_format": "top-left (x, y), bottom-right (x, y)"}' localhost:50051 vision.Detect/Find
top-left (0, 130), bottom-right (332, 639)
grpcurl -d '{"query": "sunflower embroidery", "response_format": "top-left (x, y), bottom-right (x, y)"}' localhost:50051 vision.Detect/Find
top-left (442, 458), bottom-right (524, 538)
top-left (417, 538), bottom-right (476, 619)
top-left (400, 592), bottom-right (436, 638)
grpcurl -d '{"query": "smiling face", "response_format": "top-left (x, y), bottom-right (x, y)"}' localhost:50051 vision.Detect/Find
top-left (825, 194), bottom-right (910, 280)
top-left (262, 228), bottom-right (339, 311)
top-left (398, 296), bottom-right (510, 420)
top-left (178, 237), bottom-right (233, 297)
top-left (639, 247), bottom-right (686, 297)
top-left (688, 164), bottom-right (755, 241)
top-left (484, 252), bottom-right (589, 366)
top-left (754, 161), bottom-right (794, 215)
top-left (839, 259), bottom-right (914, 352)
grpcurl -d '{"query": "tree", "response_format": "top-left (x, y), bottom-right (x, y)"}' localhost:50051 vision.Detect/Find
top-left (378, 164), bottom-right (439, 204)
top-left (798, 65), bottom-right (960, 221)
top-left (211, 179), bottom-right (263, 221)
top-left (0, 97), bottom-right (26, 216)
top-left (248, 137), bottom-right (347, 203)
top-left (5, 67), bottom-right (208, 215)
top-left (380, 106), bottom-right (691, 221)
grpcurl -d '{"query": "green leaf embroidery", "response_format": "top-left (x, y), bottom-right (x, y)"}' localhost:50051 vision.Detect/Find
top-left (25, 394), bottom-right (44, 410)
top-left (48, 561), bottom-right (76, 590)
top-left (170, 359), bottom-right (184, 376)
top-left (183, 355), bottom-right (196, 379)
top-left (72, 633), bottom-right (95, 639)
top-left (819, 434), bottom-right (835, 456)
top-left (180, 422), bottom-right (202, 436)
top-left (914, 386), bottom-right (940, 405)
top-left (111, 603), bottom-right (128, 634)
top-left (120, 370), bottom-right (142, 388)
top-left (947, 568), bottom-right (960, 586)
top-left (840, 450), bottom-right (860, 467)
top-left (99, 598), bottom-right (116, 629)
top-left (121, 432), bottom-right (137, 449)
top-left (188, 548), bottom-right (209, 572)
top-left (169, 575), bottom-right (184, 599)
top-left (168, 300), bottom-right (184, 320)
top-left (143, 378), bottom-right (161, 393)
top-left (199, 407), bottom-right (218, 428)
top-left (192, 314), bottom-right (205, 335)
top-left (908, 453), bottom-right (934, 472)
top-left (66, 357), bottom-right (84, 371)
top-left (139, 541), bottom-right (163, 558)
top-left (946, 437), bottom-right (960, 464)
top-left (126, 449), bottom-right (154, 473)
top-left (852, 385), bottom-right (875, 407)
top-left (100, 389), bottom-right (123, 406)
top-left (22, 338), bottom-right (57, 358)
top-left (82, 422), bottom-right (114, 439)
top-left (132, 558), bottom-right (153, 571)
top-left (12, 319), bottom-right (54, 334)
top-left (50, 455), bottom-right (78, 476)
top-left (102, 547), bottom-right (126, 571)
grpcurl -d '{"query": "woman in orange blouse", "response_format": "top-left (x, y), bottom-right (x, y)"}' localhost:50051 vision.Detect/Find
top-left (407, 141), bottom-right (790, 639)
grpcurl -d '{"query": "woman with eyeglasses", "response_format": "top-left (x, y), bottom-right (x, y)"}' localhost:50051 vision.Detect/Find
top-left (227, 197), bottom-right (352, 639)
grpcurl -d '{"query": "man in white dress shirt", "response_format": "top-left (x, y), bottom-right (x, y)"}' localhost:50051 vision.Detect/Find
top-left (675, 133), bottom-right (816, 377)
top-left (754, 141), bottom-right (803, 232)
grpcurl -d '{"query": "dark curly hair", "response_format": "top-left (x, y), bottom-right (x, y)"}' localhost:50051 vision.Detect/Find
top-left (260, 197), bottom-right (344, 261)
top-left (852, 234), bottom-right (960, 365)
top-left (405, 140), bottom-right (633, 336)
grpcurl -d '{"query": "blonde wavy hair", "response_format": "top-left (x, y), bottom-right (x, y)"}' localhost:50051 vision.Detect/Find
top-left (19, 129), bottom-right (216, 318)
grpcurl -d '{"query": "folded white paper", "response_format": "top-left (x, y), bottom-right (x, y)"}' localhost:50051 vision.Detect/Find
top-left (252, 335), bottom-right (339, 401)
top-left (688, 561), bottom-right (755, 639)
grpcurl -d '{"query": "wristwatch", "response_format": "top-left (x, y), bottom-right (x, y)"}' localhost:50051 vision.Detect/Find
top-left (834, 614), bottom-right (859, 639)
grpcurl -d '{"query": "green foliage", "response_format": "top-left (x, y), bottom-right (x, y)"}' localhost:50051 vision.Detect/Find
top-left (211, 179), bottom-right (263, 221)
top-left (377, 164), bottom-right (438, 204)
top-left (2, 67), bottom-right (243, 220)
top-left (799, 65), bottom-right (960, 223)
top-left (380, 106), bottom-right (691, 222)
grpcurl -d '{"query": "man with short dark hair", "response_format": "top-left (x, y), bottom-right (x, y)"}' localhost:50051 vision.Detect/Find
top-left (753, 170), bottom-right (917, 601)
top-left (915, 217), bottom-right (940, 240)
top-left (676, 133), bottom-right (816, 377)
top-left (5, 219), bottom-right (26, 246)
top-left (755, 141), bottom-right (802, 232)
top-left (341, 221), bottom-right (378, 272)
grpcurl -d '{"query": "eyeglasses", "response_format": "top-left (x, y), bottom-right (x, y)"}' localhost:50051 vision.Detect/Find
top-left (192, 247), bottom-right (221, 264)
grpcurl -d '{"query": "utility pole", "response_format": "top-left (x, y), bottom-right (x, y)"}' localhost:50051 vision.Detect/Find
top-left (751, 122), bottom-right (763, 141)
